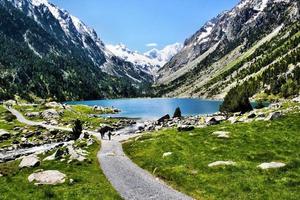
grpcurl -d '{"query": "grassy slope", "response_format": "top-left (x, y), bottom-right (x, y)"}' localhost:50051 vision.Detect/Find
top-left (124, 113), bottom-right (300, 200)
top-left (0, 141), bottom-right (121, 200)
top-left (13, 104), bottom-right (118, 129)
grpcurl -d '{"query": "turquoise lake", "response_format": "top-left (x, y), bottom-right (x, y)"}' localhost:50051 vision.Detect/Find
top-left (66, 98), bottom-right (223, 120)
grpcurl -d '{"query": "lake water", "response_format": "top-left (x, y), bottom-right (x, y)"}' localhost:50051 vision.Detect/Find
top-left (66, 98), bottom-right (222, 120)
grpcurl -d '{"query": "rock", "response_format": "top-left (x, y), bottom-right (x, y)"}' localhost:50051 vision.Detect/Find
top-left (28, 170), bottom-right (66, 185)
top-left (268, 103), bottom-right (282, 109)
top-left (206, 117), bottom-right (219, 126)
top-left (247, 112), bottom-right (256, 119)
top-left (162, 152), bottom-right (173, 158)
top-left (67, 145), bottom-right (86, 162)
top-left (257, 112), bottom-right (266, 118)
top-left (208, 161), bottom-right (236, 167)
top-left (43, 148), bottom-right (66, 161)
top-left (41, 109), bottom-right (59, 119)
top-left (45, 102), bottom-right (61, 108)
top-left (4, 100), bottom-right (17, 106)
top-left (265, 112), bottom-right (282, 121)
top-left (292, 96), bottom-right (300, 103)
top-left (0, 173), bottom-right (3, 177)
top-left (25, 112), bottom-right (40, 118)
top-left (212, 131), bottom-right (230, 138)
top-left (257, 162), bottom-right (286, 170)
top-left (0, 129), bottom-right (10, 140)
top-left (157, 114), bottom-right (170, 123)
top-left (69, 179), bottom-right (74, 184)
top-left (87, 139), bottom-right (94, 146)
top-left (228, 117), bottom-right (238, 124)
top-left (19, 155), bottom-right (40, 168)
top-left (49, 119), bottom-right (58, 125)
top-left (177, 125), bottom-right (195, 132)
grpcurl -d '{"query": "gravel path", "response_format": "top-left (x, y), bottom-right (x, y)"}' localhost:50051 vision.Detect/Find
top-left (6, 106), bottom-right (193, 200)
top-left (98, 136), bottom-right (193, 200)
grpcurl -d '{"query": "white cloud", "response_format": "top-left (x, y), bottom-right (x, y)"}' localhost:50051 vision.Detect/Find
top-left (146, 43), bottom-right (158, 47)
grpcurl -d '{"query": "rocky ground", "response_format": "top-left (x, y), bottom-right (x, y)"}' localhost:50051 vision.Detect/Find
top-left (136, 97), bottom-right (300, 135)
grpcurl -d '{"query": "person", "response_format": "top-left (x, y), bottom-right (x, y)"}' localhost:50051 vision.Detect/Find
top-left (100, 131), bottom-right (105, 139)
top-left (108, 131), bottom-right (112, 141)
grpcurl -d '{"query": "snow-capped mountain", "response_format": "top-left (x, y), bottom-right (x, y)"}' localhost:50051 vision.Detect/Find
top-left (157, 0), bottom-right (300, 98)
top-left (106, 43), bottom-right (183, 78)
top-left (3, 0), bottom-right (154, 83)
top-left (144, 43), bottom-right (183, 66)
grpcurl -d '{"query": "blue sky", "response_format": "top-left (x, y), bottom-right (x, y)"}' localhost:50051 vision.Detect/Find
top-left (51, 0), bottom-right (239, 52)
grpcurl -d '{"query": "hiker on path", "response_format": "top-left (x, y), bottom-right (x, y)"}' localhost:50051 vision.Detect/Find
top-left (108, 131), bottom-right (112, 141)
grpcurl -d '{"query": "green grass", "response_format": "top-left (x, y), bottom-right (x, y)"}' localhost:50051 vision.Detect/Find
top-left (124, 113), bottom-right (300, 200)
top-left (0, 141), bottom-right (121, 200)
top-left (13, 104), bottom-right (119, 129)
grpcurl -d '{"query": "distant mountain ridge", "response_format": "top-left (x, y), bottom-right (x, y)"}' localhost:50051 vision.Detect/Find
top-left (106, 43), bottom-right (183, 80)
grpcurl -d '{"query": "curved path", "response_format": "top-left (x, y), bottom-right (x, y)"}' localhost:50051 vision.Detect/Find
top-left (5, 106), bottom-right (193, 200)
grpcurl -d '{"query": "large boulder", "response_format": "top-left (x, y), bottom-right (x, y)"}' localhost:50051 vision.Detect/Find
top-left (205, 117), bottom-right (219, 126)
top-left (28, 170), bottom-right (66, 185)
top-left (0, 129), bottom-right (10, 140)
top-left (265, 112), bottom-right (282, 121)
top-left (41, 109), bottom-right (59, 119)
top-left (208, 161), bottom-right (236, 167)
top-left (212, 131), bottom-right (230, 138)
top-left (25, 112), bottom-right (40, 118)
top-left (19, 155), bottom-right (40, 168)
top-left (157, 114), bottom-right (170, 123)
top-left (45, 102), bottom-right (61, 108)
top-left (67, 145), bottom-right (86, 162)
top-left (257, 162), bottom-right (286, 170)
top-left (177, 125), bottom-right (194, 132)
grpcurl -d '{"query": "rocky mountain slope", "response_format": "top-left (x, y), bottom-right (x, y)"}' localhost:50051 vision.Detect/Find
top-left (0, 0), bottom-right (155, 100)
top-left (156, 0), bottom-right (300, 100)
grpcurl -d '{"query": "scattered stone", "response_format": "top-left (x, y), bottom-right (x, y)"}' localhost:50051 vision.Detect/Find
top-left (41, 109), bottom-right (59, 119)
top-left (247, 112), bottom-right (256, 119)
top-left (257, 162), bottom-right (286, 170)
top-left (28, 170), bottom-right (66, 185)
top-left (268, 103), bottom-right (282, 109)
top-left (158, 114), bottom-right (170, 123)
top-left (177, 125), bottom-right (195, 132)
top-left (162, 152), bottom-right (173, 158)
top-left (208, 161), bottom-right (236, 167)
top-left (292, 96), bottom-right (300, 103)
top-left (25, 112), bottom-right (40, 118)
top-left (43, 149), bottom-right (65, 161)
top-left (212, 131), bottom-right (230, 139)
top-left (69, 179), bottom-right (74, 184)
top-left (19, 155), bottom-right (40, 168)
top-left (228, 117), bottom-right (238, 124)
top-left (0, 129), bottom-right (10, 140)
top-left (0, 174), bottom-right (3, 177)
top-left (45, 102), bottom-right (61, 108)
top-left (67, 145), bottom-right (86, 162)
top-left (206, 117), bottom-right (219, 126)
top-left (265, 112), bottom-right (282, 121)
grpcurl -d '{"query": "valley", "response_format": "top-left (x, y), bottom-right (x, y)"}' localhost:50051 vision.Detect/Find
top-left (0, 0), bottom-right (300, 199)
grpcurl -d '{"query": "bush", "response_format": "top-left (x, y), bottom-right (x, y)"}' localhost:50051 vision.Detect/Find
top-left (72, 119), bottom-right (83, 140)
top-left (173, 107), bottom-right (182, 118)
top-left (220, 86), bottom-right (253, 114)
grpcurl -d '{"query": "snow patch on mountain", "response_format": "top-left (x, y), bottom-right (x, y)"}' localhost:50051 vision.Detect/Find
top-left (107, 43), bottom-right (183, 76)
top-left (144, 43), bottom-right (183, 66)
